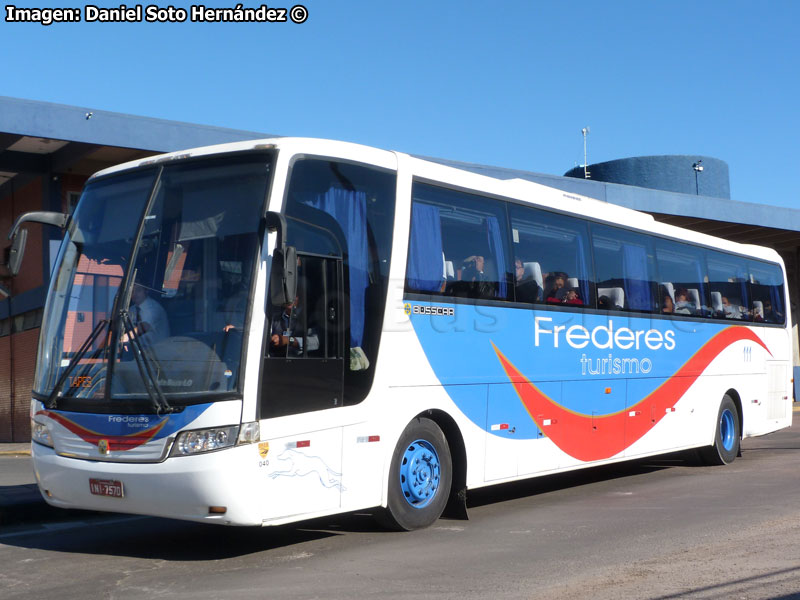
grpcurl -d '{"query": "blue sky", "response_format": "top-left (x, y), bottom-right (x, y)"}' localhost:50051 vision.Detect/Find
top-left (2, 0), bottom-right (798, 207)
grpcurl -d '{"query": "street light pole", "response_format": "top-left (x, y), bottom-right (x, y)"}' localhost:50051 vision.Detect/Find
top-left (582, 127), bottom-right (591, 179)
top-left (693, 160), bottom-right (704, 195)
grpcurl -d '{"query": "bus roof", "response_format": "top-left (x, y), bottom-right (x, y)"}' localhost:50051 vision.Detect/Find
top-left (89, 136), bottom-right (784, 267)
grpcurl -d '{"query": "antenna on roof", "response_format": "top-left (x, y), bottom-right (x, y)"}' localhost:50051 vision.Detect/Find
top-left (581, 127), bottom-right (591, 179)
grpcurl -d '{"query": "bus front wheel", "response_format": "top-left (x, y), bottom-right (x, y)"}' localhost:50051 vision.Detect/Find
top-left (698, 395), bottom-right (740, 465)
top-left (380, 417), bottom-right (452, 531)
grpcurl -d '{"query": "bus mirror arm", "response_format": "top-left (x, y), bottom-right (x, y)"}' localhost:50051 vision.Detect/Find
top-left (5, 211), bottom-right (69, 277)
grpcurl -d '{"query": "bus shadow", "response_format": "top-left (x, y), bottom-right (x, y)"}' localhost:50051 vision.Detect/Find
top-left (465, 453), bottom-right (691, 509)
top-left (292, 457), bottom-right (690, 530)
top-left (0, 516), bottom-right (347, 560)
top-left (1, 511), bottom-right (389, 560)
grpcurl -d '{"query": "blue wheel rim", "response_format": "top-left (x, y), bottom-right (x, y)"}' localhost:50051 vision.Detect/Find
top-left (720, 408), bottom-right (736, 452)
top-left (399, 439), bottom-right (441, 509)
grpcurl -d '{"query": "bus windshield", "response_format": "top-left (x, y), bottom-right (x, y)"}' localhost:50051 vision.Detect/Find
top-left (34, 153), bottom-right (272, 410)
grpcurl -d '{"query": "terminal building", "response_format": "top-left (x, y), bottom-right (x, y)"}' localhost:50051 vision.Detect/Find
top-left (1, 95), bottom-right (798, 442)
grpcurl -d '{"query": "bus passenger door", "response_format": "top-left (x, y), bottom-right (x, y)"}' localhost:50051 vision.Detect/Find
top-left (262, 254), bottom-right (344, 417)
top-left (259, 253), bottom-right (346, 518)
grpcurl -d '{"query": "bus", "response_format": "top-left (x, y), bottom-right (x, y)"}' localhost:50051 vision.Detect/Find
top-left (14, 137), bottom-right (792, 531)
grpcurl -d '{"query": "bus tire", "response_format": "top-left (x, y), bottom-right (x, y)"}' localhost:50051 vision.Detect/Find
top-left (379, 417), bottom-right (452, 531)
top-left (698, 395), bottom-right (740, 465)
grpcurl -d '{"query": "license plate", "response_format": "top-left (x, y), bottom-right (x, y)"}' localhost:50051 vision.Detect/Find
top-left (89, 478), bottom-right (124, 498)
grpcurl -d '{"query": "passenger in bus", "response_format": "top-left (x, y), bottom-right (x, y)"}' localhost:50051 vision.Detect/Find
top-left (514, 258), bottom-right (525, 283)
top-left (661, 294), bottom-right (674, 314)
top-left (222, 276), bottom-right (249, 333)
top-left (561, 288), bottom-right (582, 305)
top-left (460, 254), bottom-right (496, 298)
top-left (721, 296), bottom-right (744, 320)
top-left (461, 255), bottom-right (486, 282)
top-left (269, 296), bottom-right (319, 357)
top-left (673, 288), bottom-right (693, 315)
top-left (761, 299), bottom-right (782, 323)
top-left (514, 258), bottom-right (540, 303)
top-left (545, 272), bottom-right (568, 303)
top-left (128, 283), bottom-right (170, 347)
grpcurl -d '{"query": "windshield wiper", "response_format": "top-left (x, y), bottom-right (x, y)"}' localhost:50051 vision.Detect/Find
top-left (46, 319), bottom-right (109, 409)
top-left (120, 311), bottom-right (176, 415)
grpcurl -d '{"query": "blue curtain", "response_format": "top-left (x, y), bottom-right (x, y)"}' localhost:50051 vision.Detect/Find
top-left (623, 243), bottom-right (652, 311)
top-left (407, 203), bottom-right (444, 293)
top-left (485, 217), bottom-right (507, 298)
top-left (306, 187), bottom-right (368, 348)
top-left (737, 265), bottom-right (750, 311)
top-left (771, 283), bottom-right (785, 317)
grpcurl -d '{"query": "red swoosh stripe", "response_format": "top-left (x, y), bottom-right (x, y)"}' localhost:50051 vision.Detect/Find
top-left (36, 410), bottom-right (167, 451)
top-left (493, 327), bottom-right (770, 462)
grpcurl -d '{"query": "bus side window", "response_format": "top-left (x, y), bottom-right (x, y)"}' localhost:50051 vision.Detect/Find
top-left (590, 224), bottom-right (658, 314)
top-left (508, 204), bottom-right (592, 307)
top-left (748, 261), bottom-right (785, 324)
top-left (705, 250), bottom-right (749, 321)
top-left (406, 184), bottom-right (513, 302)
top-left (654, 241), bottom-right (709, 318)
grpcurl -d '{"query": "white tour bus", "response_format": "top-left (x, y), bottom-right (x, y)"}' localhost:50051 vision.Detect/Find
top-left (13, 137), bottom-right (792, 530)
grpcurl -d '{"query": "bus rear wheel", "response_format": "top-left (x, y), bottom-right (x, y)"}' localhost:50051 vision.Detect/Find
top-left (380, 417), bottom-right (452, 531)
top-left (698, 395), bottom-right (740, 465)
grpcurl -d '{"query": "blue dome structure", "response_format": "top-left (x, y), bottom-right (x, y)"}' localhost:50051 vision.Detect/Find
top-left (564, 155), bottom-right (730, 199)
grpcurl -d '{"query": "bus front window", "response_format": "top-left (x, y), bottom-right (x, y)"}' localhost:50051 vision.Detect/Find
top-left (35, 170), bottom-right (155, 402)
top-left (35, 154), bottom-right (272, 410)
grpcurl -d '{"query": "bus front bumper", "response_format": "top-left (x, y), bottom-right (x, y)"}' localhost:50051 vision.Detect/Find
top-left (31, 441), bottom-right (267, 526)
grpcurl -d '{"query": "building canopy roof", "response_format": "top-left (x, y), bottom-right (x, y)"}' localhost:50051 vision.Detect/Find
top-left (0, 95), bottom-right (269, 199)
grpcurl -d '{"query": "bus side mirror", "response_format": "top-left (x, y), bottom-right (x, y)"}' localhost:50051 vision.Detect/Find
top-left (6, 210), bottom-right (69, 277)
top-left (269, 245), bottom-right (298, 307)
top-left (265, 211), bottom-right (297, 306)
top-left (6, 228), bottom-right (27, 277)
top-left (284, 245), bottom-right (297, 302)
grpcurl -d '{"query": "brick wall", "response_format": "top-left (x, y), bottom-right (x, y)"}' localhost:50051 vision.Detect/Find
top-left (5, 179), bottom-right (45, 294)
top-left (0, 336), bottom-right (11, 441)
top-left (0, 328), bottom-right (39, 442)
top-left (11, 328), bottom-right (39, 441)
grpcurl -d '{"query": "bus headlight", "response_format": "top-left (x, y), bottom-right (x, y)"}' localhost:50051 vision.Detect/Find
top-left (31, 420), bottom-right (54, 448)
top-left (171, 426), bottom-right (239, 456)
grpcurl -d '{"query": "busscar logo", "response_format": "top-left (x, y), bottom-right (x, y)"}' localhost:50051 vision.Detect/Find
top-left (98, 439), bottom-right (109, 455)
top-left (258, 441), bottom-right (270, 467)
top-left (258, 442), bottom-right (270, 459)
top-left (406, 304), bottom-right (455, 317)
